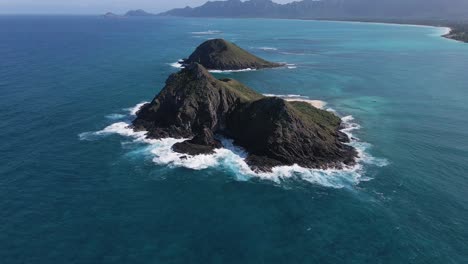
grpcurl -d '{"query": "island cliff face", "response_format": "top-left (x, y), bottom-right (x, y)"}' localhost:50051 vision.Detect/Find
top-left (133, 63), bottom-right (356, 171)
top-left (182, 39), bottom-right (284, 70)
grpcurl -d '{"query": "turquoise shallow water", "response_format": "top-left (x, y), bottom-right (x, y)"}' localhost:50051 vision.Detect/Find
top-left (1, 16), bottom-right (468, 263)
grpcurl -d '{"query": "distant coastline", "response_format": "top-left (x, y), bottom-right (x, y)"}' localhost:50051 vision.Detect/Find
top-left (318, 19), bottom-right (463, 42)
top-left (153, 0), bottom-right (468, 43)
top-left (107, 10), bottom-right (464, 42)
top-left (298, 18), bottom-right (454, 40)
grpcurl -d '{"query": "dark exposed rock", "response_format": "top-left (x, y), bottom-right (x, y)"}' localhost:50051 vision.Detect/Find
top-left (133, 63), bottom-right (262, 139)
top-left (182, 39), bottom-right (284, 70)
top-left (225, 97), bottom-right (356, 171)
top-left (133, 62), bottom-right (357, 172)
top-left (172, 128), bottom-right (223, 155)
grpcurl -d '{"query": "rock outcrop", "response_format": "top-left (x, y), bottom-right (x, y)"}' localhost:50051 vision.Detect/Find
top-left (133, 63), bottom-right (356, 171)
top-left (182, 39), bottom-right (284, 70)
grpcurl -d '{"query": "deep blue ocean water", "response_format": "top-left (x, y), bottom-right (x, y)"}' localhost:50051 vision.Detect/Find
top-left (1, 16), bottom-right (468, 263)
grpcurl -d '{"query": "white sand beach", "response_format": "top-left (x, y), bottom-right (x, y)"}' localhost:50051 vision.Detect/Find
top-left (285, 98), bottom-right (327, 109)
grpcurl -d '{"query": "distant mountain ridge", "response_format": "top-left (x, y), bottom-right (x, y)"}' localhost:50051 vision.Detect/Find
top-left (117, 0), bottom-right (468, 42)
top-left (159, 0), bottom-right (468, 20)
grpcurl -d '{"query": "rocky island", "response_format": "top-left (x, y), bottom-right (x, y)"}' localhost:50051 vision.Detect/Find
top-left (132, 41), bottom-right (357, 171)
top-left (181, 39), bottom-right (285, 70)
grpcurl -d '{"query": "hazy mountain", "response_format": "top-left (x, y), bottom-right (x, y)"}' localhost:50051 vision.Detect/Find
top-left (159, 0), bottom-right (468, 20)
top-left (125, 9), bottom-right (155, 16)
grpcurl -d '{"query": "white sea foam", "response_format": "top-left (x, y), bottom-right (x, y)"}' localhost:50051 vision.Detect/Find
top-left (209, 68), bottom-right (256, 73)
top-left (435, 27), bottom-right (452, 37)
top-left (169, 61), bottom-right (291, 72)
top-left (257, 47), bottom-right (278, 51)
top-left (340, 115), bottom-right (389, 167)
top-left (105, 113), bottom-right (126, 120)
top-left (169, 62), bottom-right (255, 73)
top-left (169, 60), bottom-right (185, 69)
top-left (280, 51), bottom-right (309, 56)
top-left (79, 102), bottom-right (388, 188)
top-left (126, 102), bottom-right (149, 116)
top-left (191, 30), bottom-right (222, 35)
top-left (442, 27), bottom-right (451, 35)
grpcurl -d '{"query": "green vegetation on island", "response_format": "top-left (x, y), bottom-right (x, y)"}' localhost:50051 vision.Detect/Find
top-left (133, 60), bottom-right (356, 171)
top-left (444, 24), bottom-right (468, 42)
top-left (182, 39), bottom-right (284, 70)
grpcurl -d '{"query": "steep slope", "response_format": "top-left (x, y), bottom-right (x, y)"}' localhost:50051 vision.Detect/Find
top-left (133, 63), bottom-right (356, 171)
top-left (182, 39), bottom-right (284, 70)
top-left (133, 63), bottom-right (263, 147)
top-left (225, 97), bottom-right (355, 170)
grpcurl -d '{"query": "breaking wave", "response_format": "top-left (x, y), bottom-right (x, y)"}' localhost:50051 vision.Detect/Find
top-left (169, 60), bottom-right (185, 69)
top-left (125, 102), bottom-right (149, 116)
top-left (79, 103), bottom-right (388, 188)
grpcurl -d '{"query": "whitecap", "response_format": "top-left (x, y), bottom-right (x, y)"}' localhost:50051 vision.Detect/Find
top-left (105, 113), bottom-right (126, 120)
top-left (191, 30), bottom-right (222, 35)
top-left (285, 63), bottom-right (298, 69)
top-left (257, 47), bottom-right (278, 51)
top-left (279, 51), bottom-right (310, 56)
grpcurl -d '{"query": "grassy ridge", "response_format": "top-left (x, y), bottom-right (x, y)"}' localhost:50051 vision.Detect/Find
top-left (288, 101), bottom-right (342, 131)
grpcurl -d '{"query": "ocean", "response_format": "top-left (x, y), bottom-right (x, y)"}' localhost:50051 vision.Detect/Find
top-left (0, 15), bottom-right (467, 263)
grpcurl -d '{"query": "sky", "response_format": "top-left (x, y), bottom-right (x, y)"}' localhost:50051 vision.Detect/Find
top-left (0, 0), bottom-right (295, 14)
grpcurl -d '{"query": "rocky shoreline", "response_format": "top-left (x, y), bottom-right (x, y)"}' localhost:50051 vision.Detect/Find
top-left (180, 39), bottom-right (285, 70)
top-left (132, 39), bottom-right (357, 172)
